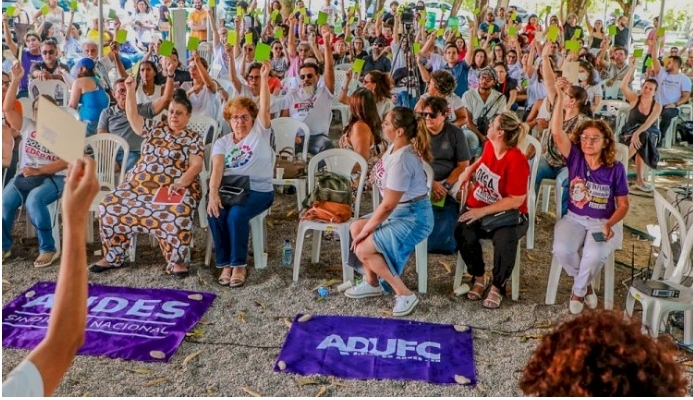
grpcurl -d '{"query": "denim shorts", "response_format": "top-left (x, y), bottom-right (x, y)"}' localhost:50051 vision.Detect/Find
top-left (371, 197), bottom-right (434, 277)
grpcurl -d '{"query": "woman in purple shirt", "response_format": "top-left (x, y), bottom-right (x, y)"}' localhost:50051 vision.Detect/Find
top-left (550, 78), bottom-right (629, 315)
top-left (1, 26), bottom-right (43, 98)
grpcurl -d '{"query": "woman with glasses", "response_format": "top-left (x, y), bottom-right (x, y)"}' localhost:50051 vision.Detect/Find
top-left (454, 111), bottom-right (530, 309)
top-left (550, 78), bottom-right (629, 315)
top-left (90, 76), bottom-right (203, 278)
top-left (68, 58), bottom-right (109, 136)
top-left (345, 107), bottom-right (434, 317)
top-left (1, 28), bottom-right (43, 98)
top-left (339, 70), bottom-right (394, 119)
top-left (349, 37), bottom-right (369, 62)
top-left (490, 43), bottom-right (506, 65)
top-left (2, 63), bottom-right (66, 267)
top-left (207, 61), bottom-right (274, 288)
top-left (29, 41), bottom-right (70, 87)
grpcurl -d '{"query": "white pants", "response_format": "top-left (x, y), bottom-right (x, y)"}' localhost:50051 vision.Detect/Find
top-left (552, 211), bottom-right (622, 297)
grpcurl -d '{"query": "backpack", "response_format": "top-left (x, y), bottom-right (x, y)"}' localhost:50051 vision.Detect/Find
top-left (301, 171), bottom-right (353, 223)
top-left (677, 121), bottom-right (693, 144)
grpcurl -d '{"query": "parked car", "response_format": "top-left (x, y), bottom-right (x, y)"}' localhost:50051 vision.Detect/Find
top-left (607, 13), bottom-right (654, 35)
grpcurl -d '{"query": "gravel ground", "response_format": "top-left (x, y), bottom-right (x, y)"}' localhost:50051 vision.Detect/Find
top-left (3, 130), bottom-right (693, 396)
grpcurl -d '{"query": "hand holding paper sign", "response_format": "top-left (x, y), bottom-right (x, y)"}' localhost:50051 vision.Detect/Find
top-left (35, 97), bottom-right (87, 163)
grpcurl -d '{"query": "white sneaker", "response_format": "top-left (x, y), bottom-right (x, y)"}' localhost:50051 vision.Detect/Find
top-left (344, 281), bottom-right (383, 299)
top-left (569, 300), bottom-right (584, 315)
top-left (585, 292), bottom-right (598, 309)
top-left (393, 293), bottom-right (419, 317)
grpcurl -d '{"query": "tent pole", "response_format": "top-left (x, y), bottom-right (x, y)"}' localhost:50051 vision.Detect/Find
top-left (98, 0), bottom-right (104, 58)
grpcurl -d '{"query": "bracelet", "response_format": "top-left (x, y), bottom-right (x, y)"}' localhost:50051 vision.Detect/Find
top-left (166, 74), bottom-right (175, 78)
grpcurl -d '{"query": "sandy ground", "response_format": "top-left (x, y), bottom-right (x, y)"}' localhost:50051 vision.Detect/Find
top-left (2, 133), bottom-right (693, 396)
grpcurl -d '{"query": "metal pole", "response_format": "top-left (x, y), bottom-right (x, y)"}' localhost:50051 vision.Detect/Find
top-left (98, 0), bottom-right (104, 58)
top-left (626, 0), bottom-right (636, 51)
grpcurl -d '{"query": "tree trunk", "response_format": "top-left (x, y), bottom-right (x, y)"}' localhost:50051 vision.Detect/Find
top-left (473, 0), bottom-right (489, 24)
top-left (613, 0), bottom-right (637, 23)
top-left (375, 0), bottom-right (386, 17)
top-left (449, 0), bottom-right (465, 17)
top-left (281, 0), bottom-right (294, 19)
top-left (565, 0), bottom-right (590, 21)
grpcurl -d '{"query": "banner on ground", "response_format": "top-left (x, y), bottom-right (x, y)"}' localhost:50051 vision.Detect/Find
top-left (2, 282), bottom-right (215, 362)
top-left (274, 314), bottom-right (476, 385)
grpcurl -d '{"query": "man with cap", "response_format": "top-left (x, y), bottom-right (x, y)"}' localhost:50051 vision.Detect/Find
top-left (460, 66), bottom-right (507, 157)
top-left (363, 37), bottom-right (392, 75)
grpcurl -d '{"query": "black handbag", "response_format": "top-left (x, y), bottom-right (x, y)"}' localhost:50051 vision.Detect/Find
top-left (479, 209), bottom-right (524, 233)
top-left (218, 175), bottom-right (250, 208)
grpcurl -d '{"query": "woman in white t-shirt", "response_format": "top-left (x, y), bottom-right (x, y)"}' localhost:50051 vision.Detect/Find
top-left (135, 61), bottom-right (163, 104)
top-left (133, 0), bottom-right (157, 50)
top-left (207, 61), bottom-right (274, 288)
top-left (345, 107), bottom-right (434, 317)
top-left (180, 53), bottom-right (219, 120)
top-left (2, 64), bottom-right (67, 268)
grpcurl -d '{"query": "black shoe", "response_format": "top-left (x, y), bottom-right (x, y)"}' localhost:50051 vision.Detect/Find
top-left (89, 263), bottom-right (117, 273)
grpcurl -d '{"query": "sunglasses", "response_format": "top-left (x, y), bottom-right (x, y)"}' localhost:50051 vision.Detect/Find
top-left (273, 47), bottom-right (283, 50)
top-left (374, 43), bottom-right (384, 47)
top-left (299, 73), bottom-right (314, 80)
top-left (42, 49), bottom-right (56, 55)
top-left (418, 111), bottom-right (439, 119)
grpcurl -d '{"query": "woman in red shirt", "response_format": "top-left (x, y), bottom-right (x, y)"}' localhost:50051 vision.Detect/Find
top-left (523, 14), bottom-right (540, 44)
top-left (454, 111), bottom-right (530, 309)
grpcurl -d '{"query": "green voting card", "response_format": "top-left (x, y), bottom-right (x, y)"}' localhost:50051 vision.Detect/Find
top-left (69, 1), bottom-right (78, 11)
top-left (245, 32), bottom-right (253, 44)
top-left (633, 48), bottom-right (644, 58)
top-left (657, 27), bottom-right (665, 37)
top-left (436, 28), bottom-right (445, 37)
top-left (608, 25), bottom-right (617, 36)
top-left (352, 58), bottom-right (365, 73)
top-left (40, 5), bottom-right (50, 14)
top-left (209, 0), bottom-right (215, 7)
top-left (614, 8), bottom-right (621, 16)
top-left (508, 25), bottom-right (517, 37)
top-left (572, 28), bottom-right (581, 39)
top-left (159, 40), bottom-right (174, 56)
top-left (317, 11), bottom-right (328, 25)
top-left (487, 24), bottom-right (494, 34)
top-left (5, 5), bottom-right (17, 16)
top-left (547, 26), bottom-right (559, 42)
top-left (254, 42), bottom-right (271, 61)
top-left (187, 36), bottom-right (200, 51)
top-left (413, 42), bottom-right (421, 55)
top-left (334, 24), bottom-right (343, 34)
top-left (116, 29), bottom-right (128, 44)
top-left (565, 40), bottom-right (580, 52)
top-left (304, 15), bottom-right (310, 24)
top-left (108, 9), bottom-right (117, 18)
top-left (448, 17), bottom-right (459, 29)
top-left (645, 57), bottom-right (653, 68)
top-left (431, 193), bottom-right (445, 208)
top-left (227, 30), bottom-right (237, 44)
top-left (271, 9), bottom-right (279, 21)
top-left (473, 37), bottom-right (479, 48)
top-left (274, 27), bottom-right (283, 38)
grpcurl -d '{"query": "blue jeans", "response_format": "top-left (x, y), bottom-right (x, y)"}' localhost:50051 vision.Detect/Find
top-left (463, 129), bottom-right (481, 158)
top-left (207, 190), bottom-right (274, 268)
top-left (2, 175), bottom-right (65, 253)
top-left (116, 150), bottom-right (140, 173)
top-left (658, 107), bottom-right (679, 146)
top-left (534, 157), bottom-right (568, 216)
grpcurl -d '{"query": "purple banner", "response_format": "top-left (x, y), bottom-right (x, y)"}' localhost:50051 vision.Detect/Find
top-left (274, 314), bottom-right (476, 385)
top-left (2, 282), bottom-right (215, 362)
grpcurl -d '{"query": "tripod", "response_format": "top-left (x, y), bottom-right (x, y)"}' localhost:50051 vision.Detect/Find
top-left (390, 24), bottom-right (422, 107)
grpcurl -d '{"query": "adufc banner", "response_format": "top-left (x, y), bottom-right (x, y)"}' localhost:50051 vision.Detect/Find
top-left (274, 314), bottom-right (476, 385)
top-left (2, 282), bottom-right (215, 362)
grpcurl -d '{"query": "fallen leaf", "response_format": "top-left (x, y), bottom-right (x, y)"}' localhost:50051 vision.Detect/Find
top-left (186, 327), bottom-right (205, 338)
top-left (277, 360), bottom-right (287, 370)
top-left (298, 314), bottom-right (312, 322)
top-left (197, 319), bottom-right (214, 325)
top-left (149, 350), bottom-right (166, 359)
top-left (454, 375), bottom-right (471, 385)
top-left (283, 318), bottom-right (292, 329)
top-left (2, 279), bottom-right (11, 285)
top-left (143, 377), bottom-right (170, 387)
top-left (547, 211), bottom-right (556, 219)
top-left (242, 387), bottom-right (262, 397)
top-left (316, 386), bottom-right (327, 397)
top-left (254, 300), bottom-right (267, 309)
top-left (237, 311), bottom-right (247, 324)
top-left (311, 279), bottom-right (341, 291)
top-left (454, 325), bottom-right (469, 333)
top-left (182, 350), bottom-right (202, 366)
top-left (206, 388), bottom-right (214, 395)
top-left (526, 253), bottom-right (536, 262)
top-left (188, 293), bottom-right (203, 301)
top-left (125, 368), bottom-right (151, 375)
top-left (380, 309), bottom-right (393, 316)
top-left (328, 376), bottom-right (347, 387)
top-left (533, 321), bottom-right (553, 329)
top-left (439, 261), bottom-right (452, 273)
top-left (267, 220), bottom-right (275, 228)
top-left (286, 209), bottom-right (296, 217)
top-left (520, 334), bottom-right (544, 342)
top-left (298, 377), bottom-right (319, 386)
top-left (82, 392), bottom-right (92, 397)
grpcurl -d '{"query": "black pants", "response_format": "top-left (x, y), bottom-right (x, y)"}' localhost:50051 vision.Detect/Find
top-left (454, 216), bottom-right (528, 295)
top-left (659, 107), bottom-right (679, 146)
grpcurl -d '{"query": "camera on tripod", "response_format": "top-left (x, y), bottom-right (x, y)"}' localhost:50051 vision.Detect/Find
top-left (398, 3), bottom-right (416, 28)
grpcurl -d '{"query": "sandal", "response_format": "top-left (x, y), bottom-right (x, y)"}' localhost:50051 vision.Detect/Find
top-left (218, 268), bottom-right (232, 286)
top-left (34, 252), bottom-right (59, 268)
top-left (229, 267), bottom-right (247, 288)
top-left (467, 275), bottom-right (489, 301)
top-left (2, 250), bottom-right (11, 262)
top-left (170, 264), bottom-right (189, 279)
top-left (482, 287), bottom-right (503, 309)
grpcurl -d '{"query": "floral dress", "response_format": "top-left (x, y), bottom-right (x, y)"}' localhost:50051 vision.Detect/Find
top-left (98, 119), bottom-right (204, 269)
top-left (339, 129), bottom-right (387, 197)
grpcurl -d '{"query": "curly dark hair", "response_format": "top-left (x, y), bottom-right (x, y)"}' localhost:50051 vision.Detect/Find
top-left (520, 311), bottom-right (688, 397)
top-left (569, 119), bottom-right (618, 167)
top-left (430, 70), bottom-right (456, 97)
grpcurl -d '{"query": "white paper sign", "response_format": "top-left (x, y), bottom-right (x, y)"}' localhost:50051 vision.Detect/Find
top-left (35, 97), bottom-right (86, 163)
top-left (562, 61), bottom-right (580, 85)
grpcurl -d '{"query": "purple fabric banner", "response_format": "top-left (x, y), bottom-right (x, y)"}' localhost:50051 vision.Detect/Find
top-left (274, 314), bottom-right (476, 385)
top-left (2, 282), bottom-right (215, 362)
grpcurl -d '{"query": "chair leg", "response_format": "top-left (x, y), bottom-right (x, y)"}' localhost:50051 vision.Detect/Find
top-left (555, 185), bottom-right (563, 220)
top-left (296, 180), bottom-right (306, 211)
top-left (415, 239), bottom-right (427, 294)
top-left (49, 202), bottom-right (60, 255)
top-left (511, 245), bottom-right (520, 301)
top-left (625, 291), bottom-right (636, 316)
top-left (129, 235), bottom-right (137, 263)
top-left (544, 256), bottom-right (562, 305)
top-left (454, 254), bottom-right (466, 290)
top-left (204, 230), bottom-right (213, 267)
top-left (603, 252), bottom-right (615, 310)
top-left (684, 309), bottom-right (693, 345)
top-left (293, 224), bottom-right (307, 282)
top-left (310, 230), bottom-right (322, 263)
top-left (250, 215), bottom-right (266, 269)
top-left (540, 185), bottom-right (551, 213)
top-left (338, 228), bottom-right (354, 284)
top-left (526, 194), bottom-right (535, 250)
top-left (86, 213), bottom-right (94, 244)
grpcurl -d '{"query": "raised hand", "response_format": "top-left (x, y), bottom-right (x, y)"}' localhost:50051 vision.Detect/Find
top-left (124, 75), bottom-right (136, 91)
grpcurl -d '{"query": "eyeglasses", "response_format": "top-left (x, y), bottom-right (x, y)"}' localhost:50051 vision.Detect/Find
top-left (273, 47), bottom-right (283, 50)
top-left (115, 89), bottom-right (127, 95)
top-left (480, 75), bottom-right (494, 82)
top-left (417, 111), bottom-right (439, 119)
top-left (580, 134), bottom-right (603, 143)
top-left (247, 75), bottom-right (260, 80)
top-left (2, 81), bottom-right (10, 87)
top-left (231, 115), bottom-right (252, 122)
top-left (298, 48), bottom-right (309, 53)
top-left (244, 47), bottom-right (254, 51)
top-left (299, 73), bottom-right (314, 80)
top-left (42, 49), bottom-right (56, 55)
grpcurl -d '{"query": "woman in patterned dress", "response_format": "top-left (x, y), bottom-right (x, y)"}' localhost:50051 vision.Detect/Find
top-left (89, 76), bottom-right (204, 278)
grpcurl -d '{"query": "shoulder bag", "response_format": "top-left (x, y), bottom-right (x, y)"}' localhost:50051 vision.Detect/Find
top-left (218, 175), bottom-right (250, 207)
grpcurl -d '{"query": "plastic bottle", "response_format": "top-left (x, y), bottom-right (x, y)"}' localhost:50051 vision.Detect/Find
top-left (54, 84), bottom-right (64, 106)
top-left (317, 286), bottom-right (329, 298)
top-left (281, 239), bottom-right (292, 268)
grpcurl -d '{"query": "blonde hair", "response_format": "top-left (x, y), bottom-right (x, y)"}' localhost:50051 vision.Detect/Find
top-left (223, 97), bottom-right (258, 121)
top-left (389, 107), bottom-right (432, 163)
top-left (496, 111), bottom-right (528, 148)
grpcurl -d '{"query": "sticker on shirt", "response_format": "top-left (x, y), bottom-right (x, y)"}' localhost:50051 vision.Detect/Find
top-left (472, 164), bottom-right (501, 204)
top-left (292, 96), bottom-right (317, 118)
top-left (570, 176), bottom-right (611, 210)
top-left (372, 157), bottom-right (385, 191)
top-left (225, 145), bottom-right (253, 168)
top-left (24, 131), bottom-right (59, 162)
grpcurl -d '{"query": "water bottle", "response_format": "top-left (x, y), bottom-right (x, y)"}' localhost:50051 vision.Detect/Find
top-left (54, 84), bottom-right (64, 106)
top-left (281, 239), bottom-right (293, 268)
top-left (317, 286), bottom-right (329, 298)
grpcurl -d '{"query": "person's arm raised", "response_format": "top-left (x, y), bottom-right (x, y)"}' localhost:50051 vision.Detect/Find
top-left (124, 76), bottom-right (145, 135)
top-left (620, 56), bottom-right (638, 103)
top-left (288, 16), bottom-right (297, 57)
top-left (3, 14), bottom-right (17, 56)
top-left (151, 58), bottom-right (175, 114)
top-left (465, 21), bottom-right (476, 66)
top-left (541, 40), bottom-right (558, 104)
top-left (209, 8), bottom-right (220, 48)
top-left (194, 51), bottom-right (216, 92)
top-left (337, 69), bottom-right (353, 104)
top-left (257, 61), bottom-right (271, 129)
top-left (3, 63), bottom-right (24, 132)
top-left (226, 43), bottom-right (242, 93)
top-left (550, 78), bottom-right (572, 158)
top-left (323, 32), bottom-right (335, 94)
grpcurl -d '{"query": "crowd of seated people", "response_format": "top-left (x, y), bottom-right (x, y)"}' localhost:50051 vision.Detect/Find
top-left (3, 0), bottom-right (693, 321)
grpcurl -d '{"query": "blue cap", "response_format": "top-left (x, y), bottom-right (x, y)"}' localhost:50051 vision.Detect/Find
top-left (76, 57), bottom-right (95, 71)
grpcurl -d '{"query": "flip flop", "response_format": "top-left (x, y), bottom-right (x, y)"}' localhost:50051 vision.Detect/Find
top-left (218, 269), bottom-right (232, 286)
top-left (467, 275), bottom-right (489, 301)
top-left (229, 268), bottom-right (247, 288)
top-left (482, 288), bottom-right (503, 309)
top-left (34, 252), bottom-right (59, 268)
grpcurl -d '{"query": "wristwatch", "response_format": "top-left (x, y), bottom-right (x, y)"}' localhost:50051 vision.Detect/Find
top-left (442, 181), bottom-right (451, 190)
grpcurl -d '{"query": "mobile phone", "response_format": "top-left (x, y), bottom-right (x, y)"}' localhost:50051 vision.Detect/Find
top-left (591, 232), bottom-right (606, 242)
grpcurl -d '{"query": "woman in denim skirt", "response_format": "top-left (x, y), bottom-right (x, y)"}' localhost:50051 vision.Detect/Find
top-left (346, 107), bottom-right (434, 317)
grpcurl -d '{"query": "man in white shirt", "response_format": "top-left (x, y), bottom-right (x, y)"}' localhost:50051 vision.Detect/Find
top-left (281, 33), bottom-right (336, 156)
top-left (460, 67), bottom-right (507, 157)
top-left (2, 158), bottom-right (99, 396)
top-left (652, 53), bottom-right (692, 145)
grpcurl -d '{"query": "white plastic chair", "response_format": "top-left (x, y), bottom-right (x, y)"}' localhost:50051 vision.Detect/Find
top-left (626, 191), bottom-right (693, 344)
top-left (519, 134), bottom-right (541, 249)
top-left (372, 162), bottom-right (434, 293)
top-left (332, 70), bottom-right (359, 124)
top-left (28, 79), bottom-right (70, 106)
top-left (536, 129), bottom-right (565, 220)
top-left (270, 117), bottom-right (311, 211)
top-left (334, 63), bottom-right (353, 71)
top-left (18, 97), bottom-right (33, 120)
top-left (544, 144), bottom-right (630, 310)
top-left (203, 148), bottom-right (274, 270)
top-left (292, 149), bottom-right (368, 284)
top-left (84, 134), bottom-right (129, 243)
top-left (187, 115), bottom-right (219, 144)
top-left (59, 106), bottom-right (80, 120)
top-left (663, 104), bottom-right (693, 149)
